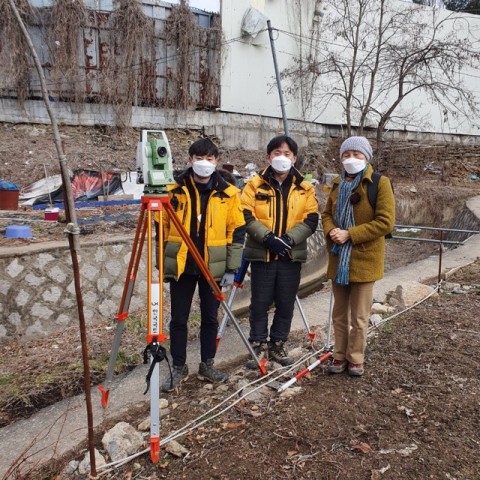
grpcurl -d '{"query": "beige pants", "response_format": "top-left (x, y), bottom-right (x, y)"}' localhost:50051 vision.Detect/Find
top-left (331, 281), bottom-right (374, 364)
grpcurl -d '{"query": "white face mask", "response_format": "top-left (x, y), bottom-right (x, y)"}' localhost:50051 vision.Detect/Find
top-left (192, 159), bottom-right (216, 178)
top-left (342, 157), bottom-right (366, 175)
top-left (271, 155), bottom-right (292, 173)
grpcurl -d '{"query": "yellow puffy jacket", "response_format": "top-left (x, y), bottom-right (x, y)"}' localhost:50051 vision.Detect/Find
top-left (155, 170), bottom-right (246, 280)
top-left (241, 167), bottom-right (319, 263)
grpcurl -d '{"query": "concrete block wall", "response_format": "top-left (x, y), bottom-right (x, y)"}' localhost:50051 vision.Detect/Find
top-left (0, 235), bottom-right (147, 342)
top-left (0, 231), bottom-right (328, 344)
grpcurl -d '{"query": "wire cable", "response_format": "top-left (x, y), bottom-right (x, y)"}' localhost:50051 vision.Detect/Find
top-left (95, 278), bottom-right (453, 475)
top-left (95, 346), bottom-right (327, 473)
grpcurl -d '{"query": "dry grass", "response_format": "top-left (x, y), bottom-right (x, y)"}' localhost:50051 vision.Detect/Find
top-left (0, 0), bottom-right (36, 104)
top-left (49, 0), bottom-right (88, 103)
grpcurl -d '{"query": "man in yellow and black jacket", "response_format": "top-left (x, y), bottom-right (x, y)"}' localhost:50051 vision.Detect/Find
top-left (157, 138), bottom-right (246, 391)
top-left (241, 135), bottom-right (319, 367)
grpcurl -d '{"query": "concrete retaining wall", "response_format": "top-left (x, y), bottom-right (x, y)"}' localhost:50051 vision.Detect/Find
top-left (0, 235), bottom-right (147, 342)
top-left (2, 99), bottom-right (480, 151)
top-left (0, 230), bottom-right (327, 344)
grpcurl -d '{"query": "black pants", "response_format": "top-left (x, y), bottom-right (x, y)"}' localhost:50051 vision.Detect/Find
top-left (169, 274), bottom-right (220, 366)
top-left (248, 260), bottom-right (302, 343)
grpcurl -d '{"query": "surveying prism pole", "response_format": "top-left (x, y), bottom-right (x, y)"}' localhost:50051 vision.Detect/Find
top-left (143, 196), bottom-right (169, 464)
top-left (295, 296), bottom-right (316, 345)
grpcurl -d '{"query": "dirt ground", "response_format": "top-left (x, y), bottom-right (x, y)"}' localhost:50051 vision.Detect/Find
top-left (23, 258), bottom-right (479, 480)
top-left (1, 123), bottom-right (480, 478)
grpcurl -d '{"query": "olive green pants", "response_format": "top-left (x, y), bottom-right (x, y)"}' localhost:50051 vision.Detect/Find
top-left (331, 281), bottom-right (374, 365)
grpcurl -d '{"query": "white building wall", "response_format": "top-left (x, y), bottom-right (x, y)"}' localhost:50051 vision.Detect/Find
top-left (220, 0), bottom-right (314, 122)
top-left (220, 0), bottom-right (480, 136)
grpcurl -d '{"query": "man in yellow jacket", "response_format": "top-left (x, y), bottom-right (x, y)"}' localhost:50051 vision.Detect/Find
top-left (158, 138), bottom-right (246, 391)
top-left (241, 135), bottom-right (319, 367)
top-left (322, 136), bottom-right (395, 377)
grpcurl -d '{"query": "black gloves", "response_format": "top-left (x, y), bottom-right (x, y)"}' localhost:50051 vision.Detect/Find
top-left (263, 232), bottom-right (293, 257)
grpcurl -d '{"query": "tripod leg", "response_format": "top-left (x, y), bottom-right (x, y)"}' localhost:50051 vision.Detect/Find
top-left (220, 300), bottom-right (267, 376)
top-left (295, 295), bottom-right (316, 345)
top-left (216, 285), bottom-right (238, 349)
top-left (99, 208), bottom-right (148, 408)
top-left (216, 256), bottom-right (249, 348)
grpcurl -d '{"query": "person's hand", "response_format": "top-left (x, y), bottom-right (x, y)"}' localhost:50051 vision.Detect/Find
top-left (280, 234), bottom-right (294, 247)
top-left (330, 228), bottom-right (350, 244)
top-left (263, 232), bottom-right (292, 257)
top-left (220, 272), bottom-right (235, 287)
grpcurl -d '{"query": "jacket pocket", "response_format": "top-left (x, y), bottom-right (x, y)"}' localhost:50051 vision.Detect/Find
top-left (255, 200), bottom-right (271, 221)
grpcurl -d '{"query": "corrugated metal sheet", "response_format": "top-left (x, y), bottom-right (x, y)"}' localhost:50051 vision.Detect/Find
top-left (2, 2), bottom-right (220, 110)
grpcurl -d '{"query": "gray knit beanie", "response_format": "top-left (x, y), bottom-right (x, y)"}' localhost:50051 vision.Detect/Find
top-left (339, 136), bottom-right (373, 162)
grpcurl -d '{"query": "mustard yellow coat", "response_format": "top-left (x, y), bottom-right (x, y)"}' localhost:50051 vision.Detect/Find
top-left (321, 164), bottom-right (395, 282)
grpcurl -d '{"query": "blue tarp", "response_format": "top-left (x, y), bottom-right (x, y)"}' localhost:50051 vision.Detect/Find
top-left (0, 181), bottom-right (20, 191)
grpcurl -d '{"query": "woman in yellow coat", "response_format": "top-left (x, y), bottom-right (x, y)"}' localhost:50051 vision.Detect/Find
top-left (321, 136), bottom-right (395, 376)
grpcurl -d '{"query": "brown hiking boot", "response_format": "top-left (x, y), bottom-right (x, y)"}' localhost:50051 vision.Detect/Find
top-left (161, 364), bottom-right (189, 392)
top-left (268, 340), bottom-right (294, 366)
top-left (197, 359), bottom-right (228, 383)
top-left (245, 341), bottom-right (267, 370)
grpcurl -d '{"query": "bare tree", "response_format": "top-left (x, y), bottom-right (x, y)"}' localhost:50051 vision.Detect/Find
top-left (282, 0), bottom-right (479, 162)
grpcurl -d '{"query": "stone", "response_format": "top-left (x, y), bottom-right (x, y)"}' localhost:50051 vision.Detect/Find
top-left (78, 448), bottom-right (107, 475)
top-left (287, 346), bottom-right (304, 360)
top-left (442, 282), bottom-right (461, 292)
top-left (137, 417), bottom-right (150, 431)
top-left (62, 459), bottom-right (79, 475)
top-left (369, 314), bottom-right (383, 327)
top-left (237, 379), bottom-right (272, 402)
top-left (102, 421), bottom-right (144, 462)
top-left (371, 302), bottom-right (390, 314)
top-left (386, 282), bottom-right (436, 308)
top-left (165, 440), bottom-right (189, 457)
top-left (279, 386), bottom-right (303, 398)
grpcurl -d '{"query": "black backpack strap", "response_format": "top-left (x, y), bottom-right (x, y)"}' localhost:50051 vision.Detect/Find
top-left (367, 172), bottom-right (381, 211)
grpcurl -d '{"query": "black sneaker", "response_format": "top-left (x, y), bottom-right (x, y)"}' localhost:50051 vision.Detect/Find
top-left (245, 341), bottom-right (267, 370)
top-left (268, 340), bottom-right (294, 366)
top-left (197, 359), bottom-right (228, 383)
top-left (161, 364), bottom-right (188, 392)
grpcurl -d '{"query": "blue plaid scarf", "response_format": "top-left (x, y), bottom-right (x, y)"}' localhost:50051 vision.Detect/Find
top-left (331, 170), bottom-right (364, 285)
